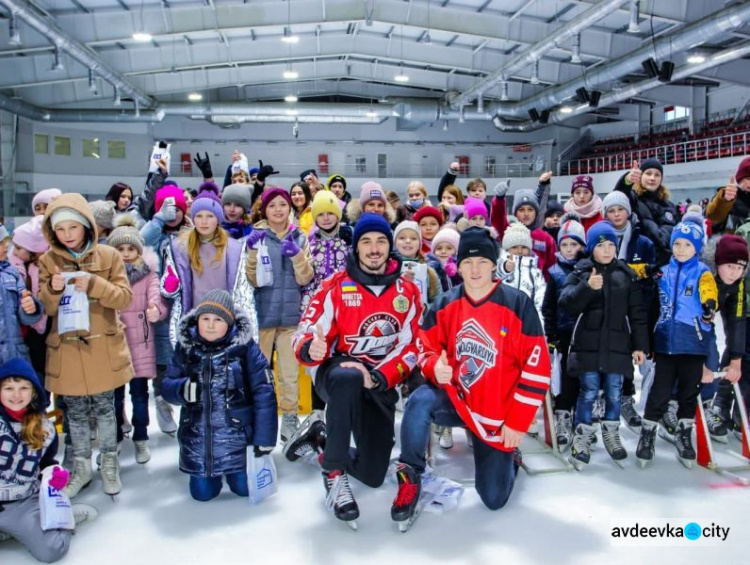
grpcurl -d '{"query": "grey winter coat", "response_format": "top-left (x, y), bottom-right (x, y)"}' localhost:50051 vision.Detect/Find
top-left (0, 261), bottom-right (43, 365)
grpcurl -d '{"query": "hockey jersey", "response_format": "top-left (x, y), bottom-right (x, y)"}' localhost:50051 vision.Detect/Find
top-left (294, 254), bottom-right (422, 389)
top-left (418, 281), bottom-right (551, 452)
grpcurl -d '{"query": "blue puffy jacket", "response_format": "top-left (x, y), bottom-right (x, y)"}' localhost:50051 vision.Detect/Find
top-left (654, 255), bottom-right (718, 356)
top-left (162, 310), bottom-right (277, 477)
top-left (0, 261), bottom-right (43, 365)
top-left (542, 252), bottom-right (580, 343)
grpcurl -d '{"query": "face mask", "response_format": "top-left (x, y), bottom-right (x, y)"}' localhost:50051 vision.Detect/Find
top-left (410, 199), bottom-right (424, 209)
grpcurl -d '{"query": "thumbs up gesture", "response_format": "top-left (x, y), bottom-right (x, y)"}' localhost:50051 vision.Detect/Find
top-left (588, 267), bottom-right (603, 290)
top-left (20, 289), bottom-right (36, 315)
top-left (434, 350), bottom-right (453, 385)
top-left (51, 266), bottom-right (65, 292)
top-left (627, 160), bottom-right (642, 185)
top-left (280, 232), bottom-right (302, 258)
top-left (146, 301), bottom-right (160, 323)
top-left (724, 175), bottom-right (738, 202)
top-left (309, 323), bottom-right (327, 361)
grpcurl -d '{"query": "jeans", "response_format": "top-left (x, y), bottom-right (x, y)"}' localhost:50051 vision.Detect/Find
top-left (63, 391), bottom-right (118, 459)
top-left (115, 379), bottom-right (150, 442)
top-left (189, 471), bottom-right (249, 502)
top-left (575, 372), bottom-right (624, 426)
top-left (399, 383), bottom-right (518, 511)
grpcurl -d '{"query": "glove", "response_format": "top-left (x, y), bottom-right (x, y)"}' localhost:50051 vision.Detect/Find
top-left (253, 446), bottom-right (274, 458)
top-left (155, 197), bottom-right (178, 223)
top-left (245, 229), bottom-right (266, 250)
top-left (257, 160), bottom-right (279, 183)
top-left (193, 152), bottom-right (213, 179)
top-left (702, 299), bottom-right (717, 324)
top-left (444, 259), bottom-right (458, 278)
top-left (494, 178), bottom-right (511, 197)
top-left (448, 204), bottom-right (465, 223)
top-left (149, 141), bottom-right (170, 174)
top-left (280, 233), bottom-right (301, 257)
top-left (48, 466), bottom-right (70, 490)
top-left (183, 380), bottom-right (198, 403)
top-left (163, 265), bottom-right (180, 294)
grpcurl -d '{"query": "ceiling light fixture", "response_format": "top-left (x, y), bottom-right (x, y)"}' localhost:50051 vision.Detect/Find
top-left (283, 68), bottom-right (299, 80)
top-left (188, 92), bottom-right (203, 101)
top-left (687, 54), bottom-right (706, 64)
top-left (282, 27), bottom-right (299, 44)
top-left (394, 66), bottom-right (410, 82)
top-left (132, 32), bottom-right (152, 42)
top-left (560, 106), bottom-right (574, 114)
top-left (285, 94), bottom-right (298, 102)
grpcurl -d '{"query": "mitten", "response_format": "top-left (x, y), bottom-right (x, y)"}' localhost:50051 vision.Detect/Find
top-left (155, 198), bottom-right (177, 223)
top-left (245, 229), bottom-right (266, 249)
top-left (448, 204), bottom-right (465, 223)
top-left (48, 466), bottom-right (70, 490)
top-left (702, 299), bottom-right (717, 324)
top-left (444, 259), bottom-right (458, 278)
top-left (163, 265), bottom-right (180, 294)
top-left (494, 178), bottom-right (511, 197)
top-left (280, 233), bottom-right (301, 257)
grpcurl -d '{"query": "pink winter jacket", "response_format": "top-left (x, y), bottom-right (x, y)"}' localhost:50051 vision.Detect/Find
top-left (121, 249), bottom-right (167, 378)
top-left (9, 254), bottom-right (48, 335)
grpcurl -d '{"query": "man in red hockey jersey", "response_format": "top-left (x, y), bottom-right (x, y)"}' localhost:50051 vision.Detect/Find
top-left (288, 213), bottom-right (422, 527)
top-left (391, 226), bottom-right (551, 522)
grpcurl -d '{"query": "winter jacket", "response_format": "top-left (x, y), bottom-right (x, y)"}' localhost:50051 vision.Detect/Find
top-left (542, 251), bottom-right (580, 344)
top-left (246, 221), bottom-right (314, 329)
top-left (614, 174), bottom-right (678, 264)
top-left (162, 310), bottom-right (277, 477)
top-left (0, 358), bottom-right (57, 503)
top-left (705, 186), bottom-right (750, 232)
top-left (0, 261), bottom-right (43, 365)
top-left (221, 218), bottom-right (254, 240)
top-left (8, 254), bottom-right (47, 335)
top-left (38, 194), bottom-right (134, 396)
top-left (301, 225), bottom-right (352, 314)
top-left (497, 250), bottom-right (546, 325)
top-left (559, 258), bottom-right (649, 377)
top-left (654, 255), bottom-right (718, 356)
top-left (120, 249), bottom-right (168, 379)
top-left (294, 207), bottom-right (313, 235)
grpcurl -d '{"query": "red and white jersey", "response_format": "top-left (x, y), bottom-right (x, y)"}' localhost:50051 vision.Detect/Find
top-left (418, 281), bottom-right (551, 452)
top-left (294, 262), bottom-right (423, 389)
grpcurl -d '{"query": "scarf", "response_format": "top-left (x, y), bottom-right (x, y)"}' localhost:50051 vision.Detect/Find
top-left (614, 222), bottom-right (633, 260)
top-left (564, 195), bottom-right (603, 219)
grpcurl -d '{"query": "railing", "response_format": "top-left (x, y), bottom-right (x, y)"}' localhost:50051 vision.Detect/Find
top-left (561, 131), bottom-right (750, 176)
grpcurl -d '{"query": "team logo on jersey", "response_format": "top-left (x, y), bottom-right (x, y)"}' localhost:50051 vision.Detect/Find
top-left (345, 313), bottom-right (401, 362)
top-left (393, 295), bottom-right (409, 313)
top-left (455, 319), bottom-right (497, 389)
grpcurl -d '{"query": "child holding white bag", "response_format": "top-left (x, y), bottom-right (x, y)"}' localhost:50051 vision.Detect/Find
top-left (0, 358), bottom-right (97, 562)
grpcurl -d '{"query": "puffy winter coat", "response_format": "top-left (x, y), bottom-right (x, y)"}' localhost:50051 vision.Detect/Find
top-left (0, 261), bottom-right (43, 365)
top-left (246, 221), bottom-right (314, 328)
top-left (301, 224), bottom-right (351, 314)
top-left (162, 310), bottom-right (277, 477)
top-left (120, 249), bottom-right (168, 378)
top-left (542, 251), bottom-right (581, 344)
top-left (38, 193), bottom-right (134, 396)
top-left (559, 258), bottom-right (649, 377)
top-left (498, 249), bottom-right (546, 325)
top-left (8, 254), bottom-right (47, 335)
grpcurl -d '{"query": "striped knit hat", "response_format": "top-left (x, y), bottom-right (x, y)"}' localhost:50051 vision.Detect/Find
top-left (195, 289), bottom-right (235, 326)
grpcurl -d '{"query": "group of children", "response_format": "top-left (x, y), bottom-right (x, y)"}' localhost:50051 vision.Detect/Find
top-left (1, 149), bottom-right (750, 560)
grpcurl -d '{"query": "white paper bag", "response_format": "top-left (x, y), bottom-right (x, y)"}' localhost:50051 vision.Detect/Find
top-left (248, 453), bottom-right (278, 505)
top-left (39, 468), bottom-right (75, 531)
top-left (550, 349), bottom-right (562, 397)
top-left (256, 241), bottom-right (274, 287)
top-left (58, 271), bottom-right (90, 335)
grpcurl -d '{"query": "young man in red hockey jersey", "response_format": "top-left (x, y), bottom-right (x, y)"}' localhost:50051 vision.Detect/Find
top-left (288, 213), bottom-right (422, 528)
top-left (391, 226), bottom-right (551, 522)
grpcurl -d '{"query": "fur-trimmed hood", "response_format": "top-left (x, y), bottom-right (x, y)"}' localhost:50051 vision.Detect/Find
top-left (346, 197), bottom-right (397, 225)
top-left (177, 308), bottom-right (254, 352)
top-left (124, 246), bottom-right (159, 285)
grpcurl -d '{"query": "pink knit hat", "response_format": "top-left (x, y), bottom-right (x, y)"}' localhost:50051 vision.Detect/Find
top-left (359, 181), bottom-right (387, 208)
top-left (431, 227), bottom-right (460, 253)
top-left (463, 197), bottom-right (488, 221)
top-left (31, 188), bottom-right (62, 210)
top-left (12, 215), bottom-right (49, 254)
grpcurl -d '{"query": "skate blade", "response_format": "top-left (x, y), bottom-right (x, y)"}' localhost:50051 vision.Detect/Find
top-left (611, 458), bottom-right (626, 469)
top-left (676, 455), bottom-right (694, 469)
top-left (569, 457), bottom-right (588, 472)
top-left (709, 434), bottom-right (729, 444)
top-left (637, 458), bottom-right (650, 469)
top-left (345, 520), bottom-right (358, 531)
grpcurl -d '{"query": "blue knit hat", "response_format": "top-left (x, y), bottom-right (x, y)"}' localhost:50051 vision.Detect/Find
top-left (586, 221), bottom-right (618, 255)
top-left (670, 222), bottom-right (704, 256)
top-left (353, 213), bottom-right (393, 251)
top-left (191, 181), bottom-right (225, 222)
top-left (0, 357), bottom-right (47, 410)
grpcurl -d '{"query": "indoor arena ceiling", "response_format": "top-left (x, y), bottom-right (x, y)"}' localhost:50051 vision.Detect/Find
top-left (0, 0), bottom-right (749, 129)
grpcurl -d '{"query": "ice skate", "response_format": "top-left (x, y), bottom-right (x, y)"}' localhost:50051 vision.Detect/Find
top-left (100, 452), bottom-right (122, 496)
top-left (280, 413), bottom-right (300, 443)
top-left (657, 400), bottom-right (678, 444)
top-left (72, 503), bottom-right (99, 527)
top-left (706, 401), bottom-right (729, 444)
top-left (96, 441), bottom-right (122, 469)
top-left (620, 396), bottom-right (642, 433)
top-left (62, 457), bottom-right (93, 498)
top-left (554, 410), bottom-right (573, 452)
top-left (636, 419), bottom-right (657, 468)
top-left (155, 395), bottom-right (177, 436)
top-left (134, 440), bottom-right (151, 464)
top-left (674, 419), bottom-right (696, 469)
top-left (323, 469), bottom-right (359, 530)
top-left (568, 423), bottom-right (595, 471)
top-left (591, 392), bottom-right (605, 423)
top-left (391, 463), bottom-right (422, 532)
top-left (438, 427), bottom-right (453, 449)
top-left (601, 420), bottom-right (627, 468)
top-left (283, 412), bottom-right (326, 462)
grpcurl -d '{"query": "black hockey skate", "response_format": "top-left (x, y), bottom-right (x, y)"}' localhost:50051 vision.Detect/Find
top-left (657, 401), bottom-right (678, 444)
top-left (674, 419), bottom-right (696, 469)
top-left (323, 469), bottom-right (359, 530)
top-left (283, 412), bottom-right (326, 462)
top-left (636, 419), bottom-right (657, 468)
top-left (391, 463), bottom-right (422, 532)
top-left (569, 423), bottom-right (595, 471)
top-left (620, 396), bottom-right (642, 433)
top-left (602, 420), bottom-right (627, 468)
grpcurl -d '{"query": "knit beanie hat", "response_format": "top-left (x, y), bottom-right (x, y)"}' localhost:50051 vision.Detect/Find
top-left (155, 185), bottom-right (188, 216)
top-left (502, 223), bottom-right (533, 251)
top-left (602, 191), bottom-right (632, 216)
top-left (195, 289), bottom-right (235, 327)
top-left (260, 188), bottom-right (293, 218)
top-left (558, 217), bottom-right (586, 246)
top-left (51, 208), bottom-right (91, 230)
top-left (88, 200), bottom-right (117, 230)
top-left (681, 210), bottom-right (704, 228)
top-left (352, 213), bottom-right (393, 251)
top-left (670, 222), bottom-right (704, 255)
top-left (511, 189), bottom-right (540, 216)
top-left (249, 167), bottom-right (260, 176)
top-left (464, 197), bottom-right (489, 221)
top-left (431, 227), bottom-right (460, 254)
top-left (571, 175), bottom-right (595, 195)
top-left (327, 174), bottom-right (347, 190)
top-left (299, 169), bottom-right (318, 182)
top-left (545, 199), bottom-right (564, 219)
top-left (640, 158), bottom-right (664, 176)
top-left (394, 221), bottom-right (421, 248)
top-left (32, 188), bottom-right (62, 210)
top-left (0, 357), bottom-right (45, 408)
top-left (107, 215), bottom-right (144, 254)
top-left (359, 181), bottom-right (387, 208)
top-left (586, 221), bottom-right (618, 255)
top-left (191, 182), bottom-right (225, 222)
top-left (221, 183), bottom-right (253, 212)
top-left (413, 206), bottom-right (444, 227)
top-left (311, 190), bottom-right (342, 221)
top-left (12, 216), bottom-right (49, 253)
top-left (458, 226), bottom-right (499, 266)
top-left (735, 156), bottom-right (750, 184)
top-left (716, 234), bottom-right (749, 267)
